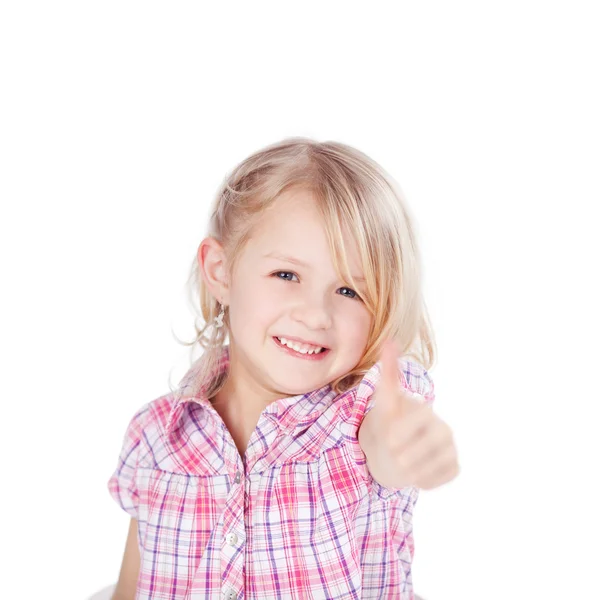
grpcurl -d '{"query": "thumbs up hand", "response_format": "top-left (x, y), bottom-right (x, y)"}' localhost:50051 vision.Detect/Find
top-left (358, 339), bottom-right (460, 491)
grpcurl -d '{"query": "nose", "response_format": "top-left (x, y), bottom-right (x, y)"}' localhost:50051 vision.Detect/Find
top-left (290, 301), bottom-right (332, 331)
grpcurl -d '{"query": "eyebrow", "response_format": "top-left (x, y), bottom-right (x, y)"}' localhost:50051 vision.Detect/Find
top-left (263, 252), bottom-right (366, 283)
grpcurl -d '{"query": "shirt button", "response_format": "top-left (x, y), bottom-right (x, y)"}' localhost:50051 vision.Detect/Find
top-left (233, 471), bottom-right (241, 484)
top-left (226, 532), bottom-right (238, 546)
top-left (224, 589), bottom-right (237, 600)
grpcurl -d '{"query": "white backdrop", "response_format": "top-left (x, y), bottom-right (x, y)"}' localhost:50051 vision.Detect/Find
top-left (2, 2), bottom-right (598, 599)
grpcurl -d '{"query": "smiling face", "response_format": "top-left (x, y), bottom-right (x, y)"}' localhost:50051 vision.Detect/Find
top-left (213, 187), bottom-right (373, 407)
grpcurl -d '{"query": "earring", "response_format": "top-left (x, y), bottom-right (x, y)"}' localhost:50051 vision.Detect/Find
top-left (214, 303), bottom-right (225, 328)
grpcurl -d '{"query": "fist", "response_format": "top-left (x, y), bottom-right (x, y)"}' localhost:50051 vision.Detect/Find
top-left (358, 339), bottom-right (460, 490)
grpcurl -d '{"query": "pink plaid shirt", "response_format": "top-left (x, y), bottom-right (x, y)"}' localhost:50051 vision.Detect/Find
top-left (107, 345), bottom-right (435, 599)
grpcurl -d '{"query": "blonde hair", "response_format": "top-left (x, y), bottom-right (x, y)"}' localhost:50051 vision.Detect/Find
top-left (172, 136), bottom-right (436, 401)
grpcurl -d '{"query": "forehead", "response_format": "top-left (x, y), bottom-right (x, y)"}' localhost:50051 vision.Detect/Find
top-left (253, 188), bottom-right (323, 243)
top-left (244, 188), bottom-right (364, 277)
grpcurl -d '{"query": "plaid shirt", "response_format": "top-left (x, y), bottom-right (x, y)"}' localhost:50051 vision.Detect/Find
top-left (107, 345), bottom-right (435, 600)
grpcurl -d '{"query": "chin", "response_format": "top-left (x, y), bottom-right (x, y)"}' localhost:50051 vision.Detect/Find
top-left (274, 378), bottom-right (327, 397)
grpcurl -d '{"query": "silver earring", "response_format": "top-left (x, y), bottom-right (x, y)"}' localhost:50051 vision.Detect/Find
top-left (214, 303), bottom-right (225, 328)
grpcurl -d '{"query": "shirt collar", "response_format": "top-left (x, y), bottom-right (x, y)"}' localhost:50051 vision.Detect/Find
top-left (165, 346), bottom-right (228, 436)
top-left (165, 344), bottom-right (337, 436)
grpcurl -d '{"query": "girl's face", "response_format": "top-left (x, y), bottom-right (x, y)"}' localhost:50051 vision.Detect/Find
top-left (223, 187), bottom-right (373, 405)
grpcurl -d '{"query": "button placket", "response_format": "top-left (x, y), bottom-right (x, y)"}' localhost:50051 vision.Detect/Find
top-left (221, 461), bottom-right (245, 598)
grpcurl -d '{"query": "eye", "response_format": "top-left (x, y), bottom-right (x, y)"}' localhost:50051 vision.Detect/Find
top-left (273, 271), bottom-right (299, 282)
top-left (339, 287), bottom-right (359, 299)
top-left (272, 272), bottom-right (361, 301)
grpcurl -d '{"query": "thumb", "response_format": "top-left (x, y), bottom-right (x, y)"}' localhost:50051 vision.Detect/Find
top-left (373, 339), bottom-right (420, 416)
top-left (372, 339), bottom-right (402, 416)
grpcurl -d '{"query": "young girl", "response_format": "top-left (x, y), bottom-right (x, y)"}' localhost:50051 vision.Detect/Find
top-left (107, 137), bottom-right (459, 600)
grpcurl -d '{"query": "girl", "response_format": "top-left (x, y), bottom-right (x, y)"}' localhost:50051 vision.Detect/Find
top-left (107, 137), bottom-right (459, 600)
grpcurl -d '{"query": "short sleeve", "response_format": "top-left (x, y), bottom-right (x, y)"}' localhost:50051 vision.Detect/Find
top-left (412, 363), bottom-right (435, 408)
top-left (107, 402), bottom-right (150, 519)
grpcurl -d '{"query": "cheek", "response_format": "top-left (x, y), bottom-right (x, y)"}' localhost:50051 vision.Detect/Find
top-left (230, 282), bottom-right (279, 335)
top-left (228, 276), bottom-right (261, 334)
top-left (231, 274), bottom-right (269, 309)
top-left (337, 304), bottom-right (372, 345)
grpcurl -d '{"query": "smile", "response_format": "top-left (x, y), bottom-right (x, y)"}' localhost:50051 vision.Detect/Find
top-left (273, 336), bottom-right (330, 360)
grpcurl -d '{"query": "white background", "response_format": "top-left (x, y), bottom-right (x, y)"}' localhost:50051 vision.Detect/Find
top-left (2, 2), bottom-right (599, 599)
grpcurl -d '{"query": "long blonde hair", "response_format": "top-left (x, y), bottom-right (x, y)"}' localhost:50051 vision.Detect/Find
top-left (171, 137), bottom-right (436, 400)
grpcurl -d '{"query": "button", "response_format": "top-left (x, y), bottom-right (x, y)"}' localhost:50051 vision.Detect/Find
top-left (226, 532), bottom-right (238, 546)
top-left (233, 471), bottom-right (241, 484)
top-left (224, 589), bottom-right (237, 600)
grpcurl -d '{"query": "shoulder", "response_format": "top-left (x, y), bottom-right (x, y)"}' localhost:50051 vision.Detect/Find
top-left (124, 393), bottom-right (176, 431)
top-left (359, 356), bottom-right (434, 398)
top-left (118, 393), bottom-right (179, 457)
top-left (397, 357), bottom-right (435, 406)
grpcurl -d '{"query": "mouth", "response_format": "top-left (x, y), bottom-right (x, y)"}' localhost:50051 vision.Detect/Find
top-left (272, 336), bottom-right (331, 360)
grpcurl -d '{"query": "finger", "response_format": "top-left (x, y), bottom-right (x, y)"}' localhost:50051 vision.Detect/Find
top-left (413, 445), bottom-right (459, 490)
top-left (401, 431), bottom-right (454, 476)
top-left (381, 338), bottom-right (399, 390)
top-left (382, 341), bottom-right (425, 412)
top-left (373, 339), bottom-right (403, 416)
top-left (388, 406), bottom-right (432, 454)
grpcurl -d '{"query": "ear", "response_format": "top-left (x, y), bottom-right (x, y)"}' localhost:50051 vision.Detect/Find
top-left (197, 237), bottom-right (231, 303)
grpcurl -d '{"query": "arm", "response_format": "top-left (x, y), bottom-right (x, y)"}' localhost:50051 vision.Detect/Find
top-left (111, 517), bottom-right (141, 600)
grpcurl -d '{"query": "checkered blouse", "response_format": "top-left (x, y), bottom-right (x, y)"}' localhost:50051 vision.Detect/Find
top-left (107, 344), bottom-right (435, 599)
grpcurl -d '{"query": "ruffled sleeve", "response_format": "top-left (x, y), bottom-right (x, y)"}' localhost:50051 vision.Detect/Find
top-left (106, 402), bottom-right (150, 519)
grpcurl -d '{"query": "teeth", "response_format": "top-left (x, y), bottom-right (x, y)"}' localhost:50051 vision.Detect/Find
top-left (278, 337), bottom-right (324, 354)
